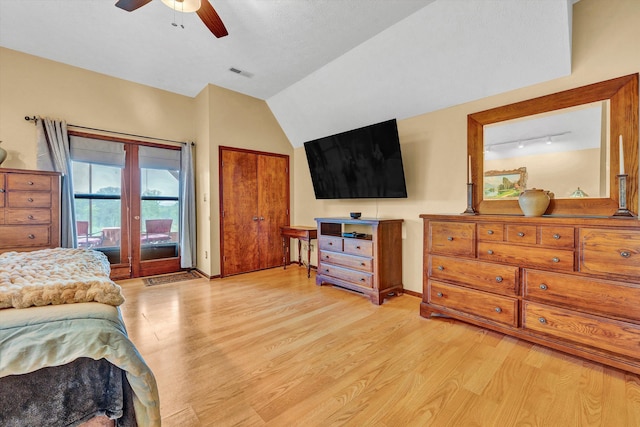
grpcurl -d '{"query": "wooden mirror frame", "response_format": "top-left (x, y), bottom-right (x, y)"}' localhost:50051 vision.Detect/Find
top-left (468, 73), bottom-right (638, 216)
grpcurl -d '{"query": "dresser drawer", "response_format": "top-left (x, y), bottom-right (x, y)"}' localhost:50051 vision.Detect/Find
top-left (429, 280), bottom-right (518, 327)
top-left (319, 264), bottom-right (373, 288)
top-left (344, 238), bottom-right (373, 257)
top-left (429, 221), bottom-right (475, 257)
top-left (7, 192), bottom-right (52, 208)
top-left (0, 225), bottom-right (50, 247)
top-left (429, 255), bottom-right (518, 296)
top-left (580, 228), bottom-right (640, 279)
top-left (523, 269), bottom-right (640, 322)
top-left (320, 250), bottom-right (372, 272)
top-left (478, 242), bottom-right (574, 272)
top-left (505, 225), bottom-right (537, 244)
top-left (6, 173), bottom-right (52, 191)
top-left (477, 223), bottom-right (504, 241)
top-left (523, 301), bottom-right (640, 360)
top-left (539, 226), bottom-right (574, 249)
top-left (319, 236), bottom-right (343, 252)
top-left (4, 208), bottom-right (51, 225)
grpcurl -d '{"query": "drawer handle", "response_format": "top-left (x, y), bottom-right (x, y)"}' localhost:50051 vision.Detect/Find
top-left (28, 234), bottom-right (35, 239)
top-left (552, 257), bottom-right (560, 263)
top-left (27, 198), bottom-right (34, 202)
top-left (487, 230), bottom-right (494, 235)
top-left (495, 276), bottom-right (503, 283)
top-left (539, 317), bottom-right (547, 324)
top-left (437, 265), bottom-right (444, 271)
top-left (356, 246), bottom-right (361, 249)
top-left (0, 188), bottom-right (4, 193)
top-left (621, 251), bottom-right (631, 258)
top-left (553, 234), bottom-right (561, 240)
top-left (518, 232), bottom-right (525, 237)
top-left (324, 255), bottom-right (330, 259)
top-left (360, 262), bottom-right (366, 266)
top-left (436, 292), bottom-right (443, 298)
top-left (328, 242), bottom-right (333, 245)
top-left (27, 181), bottom-right (34, 185)
top-left (28, 215), bottom-right (34, 220)
top-left (494, 307), bottom-right (502, 313)
top-left (487, 250), bottom-right (494, 255)
top-left (324, 268), bottom-right (329, 273)
top-left (447, 236), bottom-right (453, 241)
top-left (360, 278), bottom-right (366, 282)
top-left (539, 284), bottom-right (548, 290)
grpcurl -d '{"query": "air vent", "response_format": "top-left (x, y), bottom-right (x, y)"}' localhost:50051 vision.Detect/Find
top-left (229, 67), bottom-right (254, 78)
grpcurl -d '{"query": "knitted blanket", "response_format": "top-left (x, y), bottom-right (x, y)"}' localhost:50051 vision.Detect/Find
top-left (0, 248), bottom-right (124, 309)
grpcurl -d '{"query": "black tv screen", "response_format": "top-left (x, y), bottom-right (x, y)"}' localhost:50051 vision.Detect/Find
top-left (304, 119), bottom-right (408, 199)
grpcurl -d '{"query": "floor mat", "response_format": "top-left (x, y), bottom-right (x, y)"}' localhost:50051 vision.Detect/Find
top-left (143, 270), bottom-right (203, 286)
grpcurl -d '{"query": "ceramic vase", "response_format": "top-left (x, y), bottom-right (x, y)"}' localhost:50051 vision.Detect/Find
top-left (0, 141), bottom-right (7, 166)
top-left (518, 188), bottom-right (550, 217)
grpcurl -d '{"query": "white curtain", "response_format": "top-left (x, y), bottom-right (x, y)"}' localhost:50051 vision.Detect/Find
top-left (180, 143), bottom-right (196, 269)
top-left (36, 119), bottom-right (77, 248)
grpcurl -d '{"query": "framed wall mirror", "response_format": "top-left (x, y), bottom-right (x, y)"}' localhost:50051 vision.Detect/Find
top-left (468, 73), bottom-right (638, 216)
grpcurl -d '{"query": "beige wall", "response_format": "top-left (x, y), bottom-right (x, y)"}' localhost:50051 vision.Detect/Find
top-left (291, 0), bottom-right (640, 294)
top-left (205, 84), bottom-right (294, 276)
top-left (0, 47), bottom-right (196, 169)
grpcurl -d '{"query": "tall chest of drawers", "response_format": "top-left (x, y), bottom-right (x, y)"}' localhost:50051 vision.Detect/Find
top-left (315, 217), bottom-right (403, 305)
top-left (0, 168), bottom-right (61, 254)
top-left (421, 214), bottom-right (640, 374)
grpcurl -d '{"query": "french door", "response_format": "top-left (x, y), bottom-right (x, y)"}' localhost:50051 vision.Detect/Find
top-left (71, 132), bottom-right (181, 279)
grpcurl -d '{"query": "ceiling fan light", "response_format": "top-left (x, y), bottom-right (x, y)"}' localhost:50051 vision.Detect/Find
top-left (161, 0), bottom-right (201, 13)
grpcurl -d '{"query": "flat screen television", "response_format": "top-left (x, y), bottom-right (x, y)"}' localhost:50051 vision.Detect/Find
top-left (304, 119), bottom-right (408, 199)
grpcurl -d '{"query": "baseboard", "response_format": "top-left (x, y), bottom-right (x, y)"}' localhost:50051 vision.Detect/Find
top-left (403, 289), bottom-right (422, 299)
top-left (194, 268), bottom-right (219, 280)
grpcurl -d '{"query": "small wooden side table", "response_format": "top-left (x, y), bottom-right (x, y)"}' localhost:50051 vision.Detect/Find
top-left (280, 225), bottom-right (318, 278)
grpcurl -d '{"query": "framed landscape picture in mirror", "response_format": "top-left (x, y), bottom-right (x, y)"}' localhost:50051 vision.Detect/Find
top-left (484, 167), bottom-right (527, 199)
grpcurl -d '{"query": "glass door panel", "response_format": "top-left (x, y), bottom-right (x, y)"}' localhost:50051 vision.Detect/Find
top-left (140, 167), bottom-right (180, 261)
top-left (73, 162), bottom-right (122, 265)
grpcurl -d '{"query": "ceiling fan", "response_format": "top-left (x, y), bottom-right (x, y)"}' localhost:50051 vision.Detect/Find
top-left (115, 0), bottom-right (228, 38)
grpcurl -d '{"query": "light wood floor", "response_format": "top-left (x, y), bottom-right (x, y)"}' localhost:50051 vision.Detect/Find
top-left (117, 267), bottom-right (640, 426)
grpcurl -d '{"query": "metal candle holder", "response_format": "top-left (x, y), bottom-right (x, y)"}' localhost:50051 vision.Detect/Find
top-left (462, 183), bottom-right (476, 215)
top-left (612, 174), bottom-right (636, 218)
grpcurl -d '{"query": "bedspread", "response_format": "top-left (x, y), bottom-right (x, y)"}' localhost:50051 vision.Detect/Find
top-left (0, 302), bottom-right (160, 426)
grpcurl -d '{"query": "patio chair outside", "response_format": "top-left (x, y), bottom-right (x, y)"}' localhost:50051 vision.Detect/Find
top-left (77, 221), bottom-right (103, 248)
top-left (141, 219), bottom-right (173, 244)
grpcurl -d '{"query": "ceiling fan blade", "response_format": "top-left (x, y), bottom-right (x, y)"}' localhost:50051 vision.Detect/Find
top-left (197, 1), bottom-right (229, 38)
top-left (115, 0), bottom-right (153, 12)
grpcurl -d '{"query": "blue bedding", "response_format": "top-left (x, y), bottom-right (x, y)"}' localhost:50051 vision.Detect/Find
top-left (0, 302), bottom-right (160, 426)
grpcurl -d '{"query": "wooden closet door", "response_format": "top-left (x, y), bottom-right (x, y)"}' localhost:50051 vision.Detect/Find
top-left (221, 149), bottom-right (259, 276)
top-left (257, 154), bottom-right (289, 270)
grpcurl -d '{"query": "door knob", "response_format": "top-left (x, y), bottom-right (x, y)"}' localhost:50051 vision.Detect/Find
top-left (134, 216), bottom-right (140, 220)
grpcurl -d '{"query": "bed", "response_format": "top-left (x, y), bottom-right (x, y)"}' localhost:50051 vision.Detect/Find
top-left (0, 248), bottom-right (160, 426)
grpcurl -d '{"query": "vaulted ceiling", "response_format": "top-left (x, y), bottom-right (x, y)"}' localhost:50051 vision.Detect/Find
top-left (0, 0), bottom-right (575, 147)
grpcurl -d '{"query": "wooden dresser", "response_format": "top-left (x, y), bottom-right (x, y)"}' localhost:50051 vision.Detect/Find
top-left (0, 168), bottom-right (61, 254)
top-left (315, 217), bottom-right (403, 305)
top-left (421, 214), bottom-right (640, 374)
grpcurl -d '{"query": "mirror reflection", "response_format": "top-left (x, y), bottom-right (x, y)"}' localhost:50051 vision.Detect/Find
top-left (483, 101), bottom-right (610, 200)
